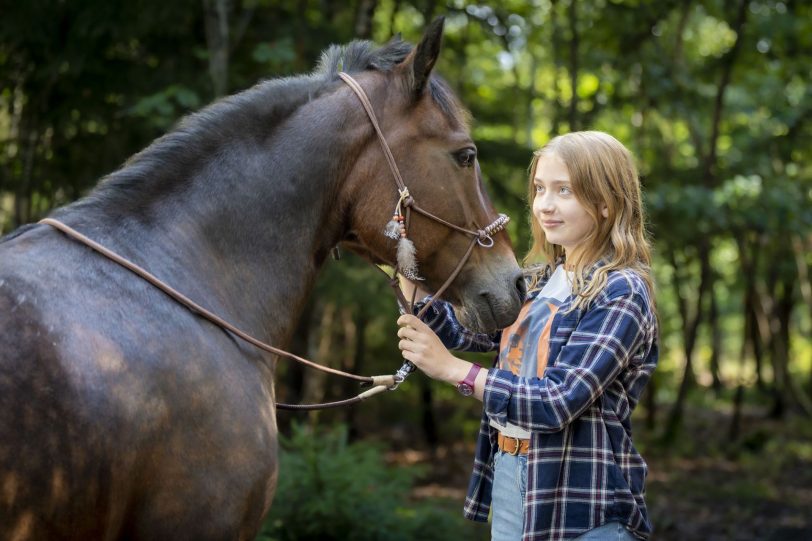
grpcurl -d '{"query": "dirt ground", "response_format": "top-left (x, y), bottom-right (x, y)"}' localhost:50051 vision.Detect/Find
top-left (642, 411), bottom-right (812, 541)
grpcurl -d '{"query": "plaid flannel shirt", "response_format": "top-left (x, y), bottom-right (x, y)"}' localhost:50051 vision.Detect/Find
top-left (418, 265), bottom-right (658, 541)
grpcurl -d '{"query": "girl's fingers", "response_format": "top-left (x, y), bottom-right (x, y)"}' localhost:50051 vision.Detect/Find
top-left (401, 339), bottom-right (424, 352)
top-left (397, 314), bottom-right (415, 326)
top-left (397, 318), bottom-right (432, 345)
top-left (397, 326), bottom-right (422, 340)
top-left (396, 315), bottom-right (438, 371)
top-left (397, 314), bottom-right (424, 329)
top-left (399, 344), bottom-right (421, 366)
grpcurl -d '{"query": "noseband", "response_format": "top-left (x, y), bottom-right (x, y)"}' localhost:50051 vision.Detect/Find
top-left (37, 72), bottom-right (510, 411)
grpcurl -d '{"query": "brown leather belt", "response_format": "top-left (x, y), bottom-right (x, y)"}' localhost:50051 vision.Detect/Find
top-left (497, 433), bottom-right (530, 455)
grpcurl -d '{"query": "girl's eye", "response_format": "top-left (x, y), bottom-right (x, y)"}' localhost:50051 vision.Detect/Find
top-left (559, 186), bottom-right (572, 195)
top-left (454, 148), bottom-right (477, 168)
top-left (535, 185), bottom-right (544, 193)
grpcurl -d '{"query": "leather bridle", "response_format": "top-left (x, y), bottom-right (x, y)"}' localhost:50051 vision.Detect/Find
top-left (336, 73), bottom-right (508, 318)
top-left (39, 71), bottom-right (509, 411)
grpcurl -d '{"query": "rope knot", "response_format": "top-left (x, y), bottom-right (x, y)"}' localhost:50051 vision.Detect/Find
top-left (397, 187), bottom-right (414, 208)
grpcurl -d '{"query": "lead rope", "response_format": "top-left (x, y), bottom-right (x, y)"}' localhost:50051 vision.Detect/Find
top-left (38, 218), bottom-right (398, 410)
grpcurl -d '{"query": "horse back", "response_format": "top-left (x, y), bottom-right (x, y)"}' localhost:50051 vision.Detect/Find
top-left (0, 228), bottom-right (278, 540)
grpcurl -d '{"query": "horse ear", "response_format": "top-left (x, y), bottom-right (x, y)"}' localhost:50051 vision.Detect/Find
top-left (409, 16), bottom-right (445, 98)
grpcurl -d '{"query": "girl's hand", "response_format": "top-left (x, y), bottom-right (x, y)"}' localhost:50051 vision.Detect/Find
top-left (396, 314), bottom-right (468, 384)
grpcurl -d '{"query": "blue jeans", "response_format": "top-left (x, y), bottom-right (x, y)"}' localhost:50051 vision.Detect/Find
top-left (491, 450), bottom-right (527, 541)
top-left (490, 450), bottom-right (637, 541)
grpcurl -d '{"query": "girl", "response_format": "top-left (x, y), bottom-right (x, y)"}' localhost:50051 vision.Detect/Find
top-left (397, 131), bottom-right (658, 541)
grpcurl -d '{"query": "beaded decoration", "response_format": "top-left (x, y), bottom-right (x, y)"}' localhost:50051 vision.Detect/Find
top-left (383, 188), bottom-right (423, 281)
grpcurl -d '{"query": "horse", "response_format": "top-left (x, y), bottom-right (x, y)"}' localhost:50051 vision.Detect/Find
top-left (0, 18), bottom-right (524, 540)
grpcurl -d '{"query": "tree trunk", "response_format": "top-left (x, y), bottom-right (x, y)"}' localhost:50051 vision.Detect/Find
top-left (550, 0), bottom-right (563, 135)
top-left (567, 0), bottom-right (579, 131)
top-left (354, 0), bottom-right (377, 39)
top-left (342, 309), bottom-right (366, 440)
top-left (774, 275), bottom-right (812, 417)
top-left (704, 0), bottom-right (748, 180)
top-left (388, 0), bottom-right (401, 36)
top-left (13, 125), bottom-right (39, 227)
top-left (303, 302), bottom-right (336, 425)
top-left (525, 50), bottom-right (538, 146)
top-left (278, 298), bottom-right (315, 431)
top-left (708, 275), bottom-right (723, 393)
top-left (419, 377), bottom-right (438, 447)
top-left (730, 287), bottom-right (751, 442)
top-left (203, 0), bottom-right (230, 97)
top-left (766, 275), bottom-right (789, 418)
top-left (664, 241), bottom-right (711, 442)
top-left (667, 245), bottom-right (695, 385)
top-left (749, 301), bottom-right (765, 390)
top-left (420, 0), bottom-right (438, 23)
top-left (754, 240), bottom-right (783, 417)
top-left (729, 383), bottom-right (744, 442)
top-left (643, 375), bottom-right (656, 432)
top-left (737, 234), bottom-right (766, 390)
top-left (791, 234), bottom-right (812, 399)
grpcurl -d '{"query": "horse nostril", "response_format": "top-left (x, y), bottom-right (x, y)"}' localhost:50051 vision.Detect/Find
top-left (514, 272), bottom-right (527, 303)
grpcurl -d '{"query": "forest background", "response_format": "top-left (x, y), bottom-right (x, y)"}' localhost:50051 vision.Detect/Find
top-left (1, 1), bottom-right (810, 539)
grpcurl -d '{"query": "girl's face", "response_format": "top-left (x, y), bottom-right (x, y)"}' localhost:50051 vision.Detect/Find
top-left (532, 153), bottom-right (596, 256)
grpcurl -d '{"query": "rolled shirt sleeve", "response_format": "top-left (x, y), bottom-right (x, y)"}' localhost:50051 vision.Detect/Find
top-left (415, 297), bottom-right (501, 353)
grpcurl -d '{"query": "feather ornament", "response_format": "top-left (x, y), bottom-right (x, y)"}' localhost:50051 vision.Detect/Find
top-left (397, 237), bottom-right (424, 281)
top-left (384, 219), bottom-right (401, 240)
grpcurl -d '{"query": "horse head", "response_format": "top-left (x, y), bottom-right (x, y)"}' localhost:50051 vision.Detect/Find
top-left (337, 18), bottom-right (524, 332)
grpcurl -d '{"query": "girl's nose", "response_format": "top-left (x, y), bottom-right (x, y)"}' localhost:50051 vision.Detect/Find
top-left (537, 194), bottom-right (555, 213)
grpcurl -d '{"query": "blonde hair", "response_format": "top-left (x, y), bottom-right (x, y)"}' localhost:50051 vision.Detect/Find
top-left (524, 131), bottom-right (654, 311)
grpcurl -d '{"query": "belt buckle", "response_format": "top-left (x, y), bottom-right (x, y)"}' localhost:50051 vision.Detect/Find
top-left (508, 436), bottom-right (521, 456)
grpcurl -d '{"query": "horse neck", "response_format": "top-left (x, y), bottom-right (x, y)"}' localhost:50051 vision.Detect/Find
top-left (60, 83), bottom-right (362, 346)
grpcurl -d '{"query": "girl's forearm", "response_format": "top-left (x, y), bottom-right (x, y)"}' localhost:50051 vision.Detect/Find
top-left (445, 357), bottom-right (488, 402)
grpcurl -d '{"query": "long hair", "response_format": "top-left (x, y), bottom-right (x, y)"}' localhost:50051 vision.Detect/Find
top-left (524, 131), bottom-right (654, 311)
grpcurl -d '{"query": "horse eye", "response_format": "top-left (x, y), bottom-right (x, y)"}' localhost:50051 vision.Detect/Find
top-left (454, 148), bottom-right (477, 168)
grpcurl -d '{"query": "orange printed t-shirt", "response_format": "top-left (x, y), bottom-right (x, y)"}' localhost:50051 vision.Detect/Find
top-left (489, 264), bottom-right (571, 438)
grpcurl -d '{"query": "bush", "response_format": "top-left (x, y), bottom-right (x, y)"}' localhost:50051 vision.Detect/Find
top-left (256, 423), bottom-right (467, 541)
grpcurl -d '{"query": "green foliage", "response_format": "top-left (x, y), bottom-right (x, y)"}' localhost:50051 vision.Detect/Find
top-left (252, 38), bottom-right (296, 69)
top-left (129, 85), bottom-right (202, 129)
top-left (256, 423), bottom-right (468, 541)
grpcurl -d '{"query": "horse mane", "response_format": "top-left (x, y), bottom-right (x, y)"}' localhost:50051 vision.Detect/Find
top-left (316, 38), bottom-right (467, 125)
top-left (74, 37), bottom-right (467, 215)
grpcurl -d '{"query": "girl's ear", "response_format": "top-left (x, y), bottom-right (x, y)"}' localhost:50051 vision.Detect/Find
top-left (601, 204), bottom-right (609, 219)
